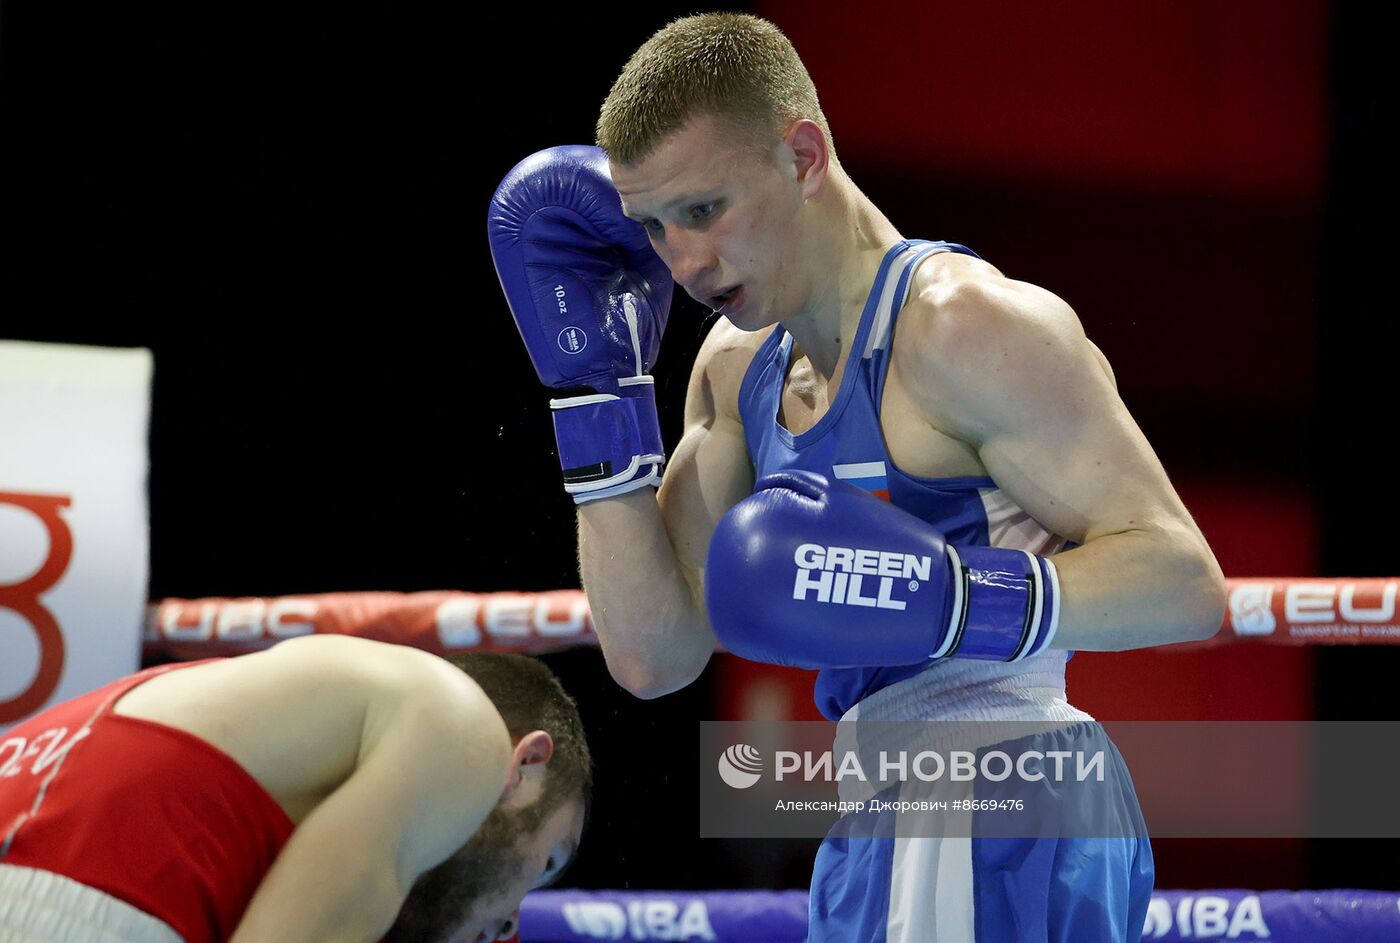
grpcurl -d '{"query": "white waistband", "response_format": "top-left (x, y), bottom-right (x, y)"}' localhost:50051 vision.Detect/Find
top-left (841, 652), bottom-right (1095, 725)
top-left (0, 865), bottom-right (185, 943)
top-left (833, 654), bottom-right (1095, 804)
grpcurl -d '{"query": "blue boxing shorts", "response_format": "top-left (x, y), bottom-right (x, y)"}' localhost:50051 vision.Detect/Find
top-left (808, 721), bottom-right (1154, 943)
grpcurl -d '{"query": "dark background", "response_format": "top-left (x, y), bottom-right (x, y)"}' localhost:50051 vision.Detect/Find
top-left (2, 0), bottom-right (1391, 894)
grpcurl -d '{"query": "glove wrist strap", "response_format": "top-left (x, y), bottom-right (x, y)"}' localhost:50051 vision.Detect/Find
top-left (939, 546), bottom-right (1060, 661)
top-left (550, 378), bottom-right (664, 503)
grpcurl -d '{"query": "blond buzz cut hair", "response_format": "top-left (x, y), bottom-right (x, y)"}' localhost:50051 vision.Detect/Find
top-left (596, 13), bottom-right (834, 167)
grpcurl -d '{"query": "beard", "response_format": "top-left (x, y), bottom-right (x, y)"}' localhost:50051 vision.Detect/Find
top-left (382, 799), bottom-right (545, 943)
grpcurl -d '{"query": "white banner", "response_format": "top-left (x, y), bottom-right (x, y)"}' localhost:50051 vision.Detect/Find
top-left (0, 341), bottom-right (152, 727)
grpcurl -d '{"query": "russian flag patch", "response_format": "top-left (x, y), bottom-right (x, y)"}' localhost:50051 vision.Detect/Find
top-left (832, 461), bottom-right (890, 501)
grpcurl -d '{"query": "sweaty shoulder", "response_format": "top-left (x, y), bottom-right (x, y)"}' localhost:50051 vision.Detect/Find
top-left (121, 635), bottom-right (487, 725)
top-left (894, 251), bottom-right (1113, 441)
top-left (114, 636), bottom-right (503, 820)
top-left (689, 315), bottom-right (777, 425)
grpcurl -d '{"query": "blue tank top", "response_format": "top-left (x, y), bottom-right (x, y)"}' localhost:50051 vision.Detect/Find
top-left (736, 239), bottom-right (1076, 721)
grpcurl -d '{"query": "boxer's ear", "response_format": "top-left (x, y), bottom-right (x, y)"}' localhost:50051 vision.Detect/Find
top-left (500, 731), bottom-right (556, 801)
top-left (783, 118), bottom-right (829, 199)
top-left (513, 730), bottom-right (555, 767)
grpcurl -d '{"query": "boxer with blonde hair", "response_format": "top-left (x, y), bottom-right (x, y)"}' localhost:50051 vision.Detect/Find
top-left (490, 12), bottom-right (1224, 942)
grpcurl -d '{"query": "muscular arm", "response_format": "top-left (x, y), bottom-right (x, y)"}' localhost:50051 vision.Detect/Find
top-left (229, 637), bottom-right (512, 943)
top-left (577, 318), bottom-right (757, 697)
top-left (900, 272), bottom-right (1226, 650)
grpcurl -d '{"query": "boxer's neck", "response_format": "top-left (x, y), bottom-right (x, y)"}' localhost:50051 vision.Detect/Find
top-left (783, 162), bottom-right (902, 380)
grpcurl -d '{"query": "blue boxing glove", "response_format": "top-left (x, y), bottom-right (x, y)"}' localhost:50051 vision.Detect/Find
top-left (705, 470), bottom-right (1060, 669)
top-left (488, 145), bottom-right (674, 503)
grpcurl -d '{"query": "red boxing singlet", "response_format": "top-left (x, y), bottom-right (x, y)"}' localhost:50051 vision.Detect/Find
top-left (0, 661), bottom-right (296, 943)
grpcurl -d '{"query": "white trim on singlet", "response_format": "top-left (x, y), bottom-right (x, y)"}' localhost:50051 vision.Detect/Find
top-left (863, 243), bottom-right (951, 361)
top-left (977, 486), bottom-right (1067, 556)
top-left (0, 677), bottom-right (138, 861)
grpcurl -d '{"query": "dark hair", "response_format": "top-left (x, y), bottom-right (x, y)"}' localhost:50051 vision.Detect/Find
top-left (597, 12), bottom-right (834, 166)
top-left (447, 652), bottom-right (592, 826)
